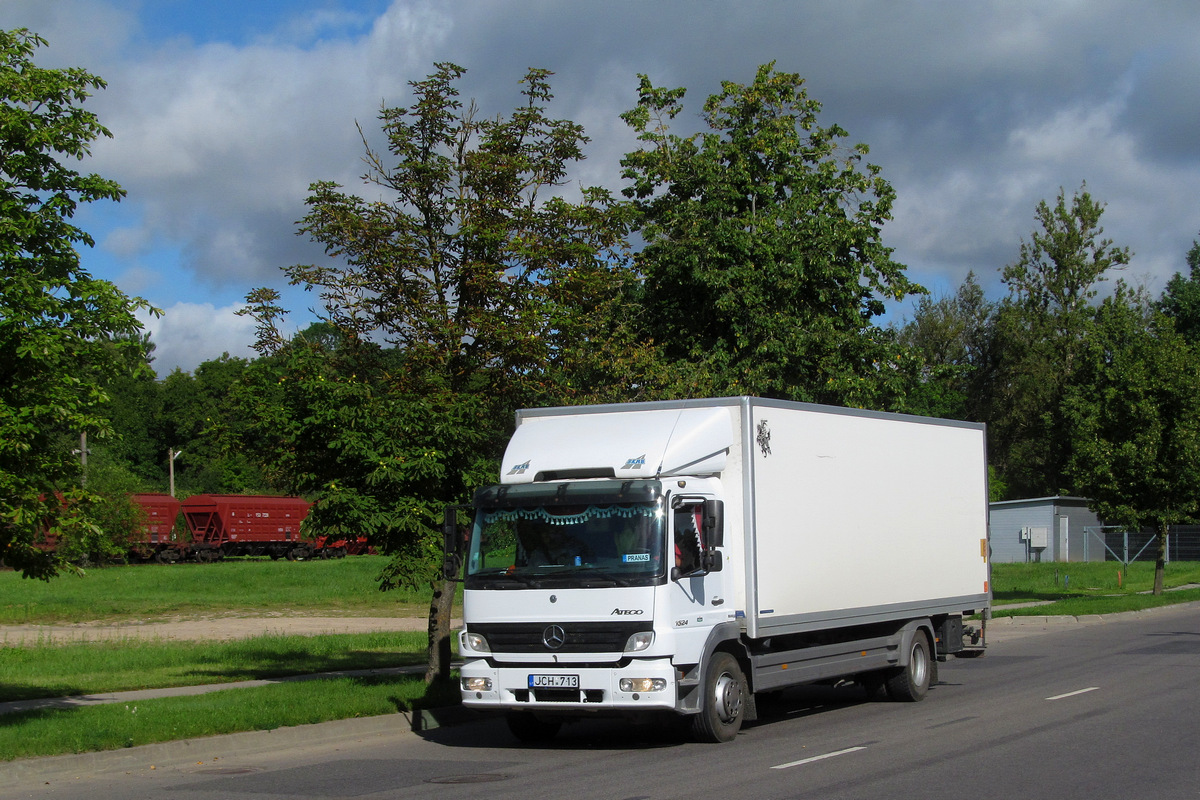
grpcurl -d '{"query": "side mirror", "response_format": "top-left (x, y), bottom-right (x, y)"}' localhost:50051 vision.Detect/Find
top-left (703, 499), bottom-right (724, 548)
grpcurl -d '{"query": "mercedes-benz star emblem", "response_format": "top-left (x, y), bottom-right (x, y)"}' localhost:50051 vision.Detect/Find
top-left (542, 625), bottom-right (566, 650)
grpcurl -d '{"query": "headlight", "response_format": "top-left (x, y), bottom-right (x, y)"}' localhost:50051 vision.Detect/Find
top-left (461, 630), bottom-right (490, 653)
top-left (620, 677), bottom-right (667, 692)
top-left (461, 676), bottom-right (493, 692)
top-left (623, 631), bottom-right (654, 653)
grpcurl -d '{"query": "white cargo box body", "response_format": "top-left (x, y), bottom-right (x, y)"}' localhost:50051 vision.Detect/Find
top-left (744, 398), bottom-right (989, 638)
top-left (503, 397), bottom-right (990, 640)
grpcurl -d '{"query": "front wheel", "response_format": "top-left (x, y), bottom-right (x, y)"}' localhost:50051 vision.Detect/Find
top-left (885, 630), bottom-right (933, 702)
top-left (692, 651), bottom-right (747, 743)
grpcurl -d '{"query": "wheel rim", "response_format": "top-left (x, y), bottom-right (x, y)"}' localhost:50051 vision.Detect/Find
top-left (713, 671), bottom-right (744, 724)
top-left (910, 640), bottom-right (929, 687)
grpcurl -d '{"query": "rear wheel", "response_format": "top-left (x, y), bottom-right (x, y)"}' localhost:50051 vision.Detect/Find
top-left (885, 630), bottom-right (933, 702)
top-left (505, 712), bottom-right (562, 743)
top-left (692, 651), bottom-right (747, 743)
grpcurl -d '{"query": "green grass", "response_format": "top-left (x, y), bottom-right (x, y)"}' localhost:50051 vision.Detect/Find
top-left (991, 561), bottom-right (1200, 616)
top-left (0, 674), bottom-right (460, 762)
top-left (0, 556), bottom-right (434, 624)
top-left (995, 586), bottom-right (1200, 616)
top-left (0, 631), bottom-right (429, 703)
top-left (0, 558), bottom-right (463, 762)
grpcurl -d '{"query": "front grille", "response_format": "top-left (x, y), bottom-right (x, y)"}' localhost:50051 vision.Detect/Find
top-left (471, 621), bottom-right (650, 653)
top-left (514, 688), bottom-right (606, 704)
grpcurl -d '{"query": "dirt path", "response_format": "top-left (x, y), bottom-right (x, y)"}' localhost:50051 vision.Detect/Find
top-left (0, 614), bottom-right (461, 646)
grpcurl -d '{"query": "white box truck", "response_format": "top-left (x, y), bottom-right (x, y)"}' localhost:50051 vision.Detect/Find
top-left (450, 397), bottom-right (990, 742)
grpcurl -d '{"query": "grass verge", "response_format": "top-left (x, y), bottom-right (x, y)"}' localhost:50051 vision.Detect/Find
top-left (0, 556), bottom-right (439, 624)
top-left (993, 586), bottom-right (1200, 617)
top-left (0, 674), bottom-right (460, 762)
top-left (0, 631), bottom-right (429, 703)
top-left (991, 561), bottom-right (1200, 616)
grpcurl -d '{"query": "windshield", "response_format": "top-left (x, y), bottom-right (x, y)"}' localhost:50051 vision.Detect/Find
top-left (465, 501), bottom-right (666, 589)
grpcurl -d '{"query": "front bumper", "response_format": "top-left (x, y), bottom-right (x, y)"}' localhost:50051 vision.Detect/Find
top-left (459, 657), bottom-right (678, 713)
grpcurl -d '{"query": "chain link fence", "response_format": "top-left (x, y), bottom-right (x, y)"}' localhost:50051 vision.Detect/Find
top-left (1085, 526), bottom-right (1200, 564)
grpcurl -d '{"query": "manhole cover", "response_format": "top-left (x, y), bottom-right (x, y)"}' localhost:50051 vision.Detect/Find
top-left (425, 773), bottom-right (511, 784)
top-left (193, 767), bottom-right (263, 775)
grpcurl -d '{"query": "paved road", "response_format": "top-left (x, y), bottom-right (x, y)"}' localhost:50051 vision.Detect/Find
top-left (7, 602), bottom-right (1199, 799)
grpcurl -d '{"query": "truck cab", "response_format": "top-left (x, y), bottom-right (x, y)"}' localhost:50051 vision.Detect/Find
top-left (458, 477), bottom-right (734, 735)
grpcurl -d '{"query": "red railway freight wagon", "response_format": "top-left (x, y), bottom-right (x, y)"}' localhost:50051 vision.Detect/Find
top-left (180, 495), bottom-right (313, 561)
top-left (313, 534), bottom-right (376, 557)
top-left (129, 493), bottom-right (183, 563)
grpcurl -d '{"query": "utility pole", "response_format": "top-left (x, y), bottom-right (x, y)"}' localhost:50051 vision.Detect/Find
top-left (73, 432), bottom-right (90, 488)
top-left (169, 447), bottom-right (183, 498)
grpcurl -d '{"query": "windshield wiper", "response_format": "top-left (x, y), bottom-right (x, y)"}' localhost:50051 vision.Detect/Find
top-left (572, 567), bottom-right (634, 587)
top-left (470, 570), bottom-right (540, 589)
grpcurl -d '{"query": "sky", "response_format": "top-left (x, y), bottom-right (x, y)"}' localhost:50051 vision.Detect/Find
top-left (5, 0), bottom-right (1200, 375)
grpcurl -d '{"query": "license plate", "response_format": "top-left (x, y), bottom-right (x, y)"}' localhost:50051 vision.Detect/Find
top-left (528, 674), bottom-right (579, 689)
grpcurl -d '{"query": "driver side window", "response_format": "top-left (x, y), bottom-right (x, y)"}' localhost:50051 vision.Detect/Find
top-left (673, 504), bottom-right (703, 575)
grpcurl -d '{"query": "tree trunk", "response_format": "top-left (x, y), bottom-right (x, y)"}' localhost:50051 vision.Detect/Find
top-left (1153, 521), bottom-right (1168, 596)
top-left (425, 577), bottom-right (456, 684)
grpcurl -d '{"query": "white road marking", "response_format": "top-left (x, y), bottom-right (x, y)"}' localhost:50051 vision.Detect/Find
top-left (1045, 687), bottom-right (1100, 701)
top-left (772, 746), bottom-right (867, 770)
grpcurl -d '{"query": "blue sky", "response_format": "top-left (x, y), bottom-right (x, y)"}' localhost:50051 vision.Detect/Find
top-left (6, 1), bottom-right (1200, 375)
top-left (137, 1), bottom-right (385, 45)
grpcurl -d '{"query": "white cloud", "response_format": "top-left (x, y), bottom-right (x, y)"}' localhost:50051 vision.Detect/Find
top-left (139, 302), bottom-right (259, 376)
top-left (75, 3), bottom-right (456, 289)
top-left (11, 0), bottom-right (1200, 366)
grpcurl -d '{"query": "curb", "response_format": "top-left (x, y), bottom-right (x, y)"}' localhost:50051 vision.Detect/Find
top-left (5, 694), bottom-right (496, 783)
top-left (988, 597), bottom-right (1200, 629)
top-left (411, 704), bottom-right (500, 732)
top-left (6, 703), bottom-right (498, 783)
top-left (7, 705), bottom-right (498, 784)
top-left (5, 713), bottom-right (418, 784)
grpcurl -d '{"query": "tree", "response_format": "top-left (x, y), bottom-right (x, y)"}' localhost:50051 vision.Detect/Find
top-left (894, 272), bottom-right (996, 420)
top-left (98, 334), bottom-right (167, 486)
top-left (288, 64), bottom-right (633, 403)
top-left (0, 29), bottom-right (156, 578)
top-left (245, 65), bottom-right (633, 681)
top-left (1156, 235), bottom-right (1200, 344)
top-left (157, 354), bottom-right (270, 495)
top-left (620, 62), bottom-right (923, 406)
top-left (1062, 285), bottom-right (1200, 594)
top-left (988, 185), bottom-right (1130, 497)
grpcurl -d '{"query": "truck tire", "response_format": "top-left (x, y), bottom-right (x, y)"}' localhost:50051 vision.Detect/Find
top-left (885, 630), bottom-right (932, 702)
top-left (692, 651), bottom-right (747, 743)
top-left (505, 712), bottom-right (562, 743)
